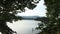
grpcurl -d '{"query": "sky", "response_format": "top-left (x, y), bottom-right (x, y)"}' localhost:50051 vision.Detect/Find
top-left (17, 0), bottom-right (46, 17)
top-left (4, 0), bottom-right (47, 34)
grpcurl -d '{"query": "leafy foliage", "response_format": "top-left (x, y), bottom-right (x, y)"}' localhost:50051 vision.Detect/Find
top-left (36, 0), bottom-right (60, 34)
top-left (0, 0), bottom-right (40, 34)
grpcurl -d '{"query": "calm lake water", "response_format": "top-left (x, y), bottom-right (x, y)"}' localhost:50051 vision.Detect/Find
top-left (7, 20), bottom-right (41, 34)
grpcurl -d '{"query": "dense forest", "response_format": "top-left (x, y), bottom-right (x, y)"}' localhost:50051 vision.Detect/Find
top-left (0, 0), bottom-right (60, 34)
top-left (36, 0), bottom-right (60, 34)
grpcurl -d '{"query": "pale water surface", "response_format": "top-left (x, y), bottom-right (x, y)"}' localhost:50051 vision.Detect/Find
top-left (7, 20), bottom-right (41, 34)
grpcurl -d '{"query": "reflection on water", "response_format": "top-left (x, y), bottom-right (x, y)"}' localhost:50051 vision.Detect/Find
top-left (7, 20), bottom-right (41, 34)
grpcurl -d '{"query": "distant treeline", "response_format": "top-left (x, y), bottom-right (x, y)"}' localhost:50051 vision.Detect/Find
top-left (35, 17), bottom-right (49, 22)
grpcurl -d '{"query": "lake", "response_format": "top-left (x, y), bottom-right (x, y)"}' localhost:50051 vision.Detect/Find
top-left (7, 20), bottom-right (41, 34)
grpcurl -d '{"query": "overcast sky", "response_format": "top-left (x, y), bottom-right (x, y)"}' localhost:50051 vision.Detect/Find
top-left (17, 0), bottom-right (46, 17)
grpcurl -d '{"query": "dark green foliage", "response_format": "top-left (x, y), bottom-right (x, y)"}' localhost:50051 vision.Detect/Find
top-left (36, 0), bottom-right (60, 34)
top-left (0, 0), bottom-right (40, 34)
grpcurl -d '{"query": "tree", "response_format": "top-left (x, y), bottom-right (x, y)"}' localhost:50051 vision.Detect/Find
top-left (0, 0), bottom-right (40, 34)
top-left (36, 0), bottom-right (60, 34)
